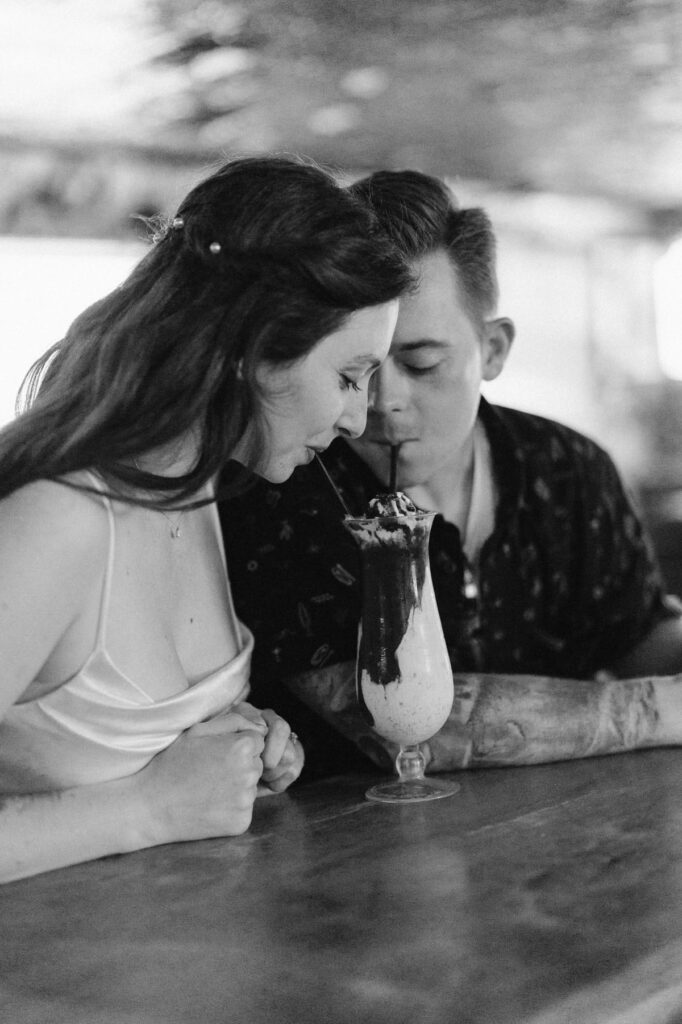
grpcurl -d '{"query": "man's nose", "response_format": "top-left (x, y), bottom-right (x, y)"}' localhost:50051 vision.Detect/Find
top-left (368, 363), bottom-right (409, 415)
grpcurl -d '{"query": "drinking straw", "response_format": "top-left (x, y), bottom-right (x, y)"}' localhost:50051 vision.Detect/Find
top-left (389, 444), bottom-right (399, 491)
top-left (315, 455), bottom-right (352, 516)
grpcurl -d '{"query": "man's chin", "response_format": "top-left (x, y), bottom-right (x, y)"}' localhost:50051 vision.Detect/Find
top-left (346, 441), bottom-right (424, 490)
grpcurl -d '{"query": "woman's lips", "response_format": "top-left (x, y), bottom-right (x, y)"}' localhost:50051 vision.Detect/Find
top-left (305, 445), bottom-right (328, 461)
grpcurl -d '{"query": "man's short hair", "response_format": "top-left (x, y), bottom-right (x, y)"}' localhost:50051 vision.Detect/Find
top-left (349, 169), bottom-right (498, 329)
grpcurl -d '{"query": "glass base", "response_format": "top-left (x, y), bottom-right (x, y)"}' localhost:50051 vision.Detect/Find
top-left (365, 776), bottom-right (459, 804)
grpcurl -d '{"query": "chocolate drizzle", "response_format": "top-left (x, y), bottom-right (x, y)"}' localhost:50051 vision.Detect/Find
top-left (345, 514), bottom-right (432, 722)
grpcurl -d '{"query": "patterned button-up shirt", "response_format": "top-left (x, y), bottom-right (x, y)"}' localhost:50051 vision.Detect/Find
top-left (220, 399), bottom-right (678, 772)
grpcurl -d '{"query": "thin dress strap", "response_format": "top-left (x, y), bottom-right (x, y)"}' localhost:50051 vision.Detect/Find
top-left (207, 485), bottom-right (241, 641)
top-left (81, 470), bottom-right (116, 651)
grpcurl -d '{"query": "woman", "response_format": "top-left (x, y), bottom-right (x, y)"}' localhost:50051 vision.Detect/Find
top-left (0, 155), bottom-right (409, 881)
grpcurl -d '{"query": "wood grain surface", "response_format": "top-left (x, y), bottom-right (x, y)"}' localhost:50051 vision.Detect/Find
top-left (2, 750), bottom-right (682, 1024)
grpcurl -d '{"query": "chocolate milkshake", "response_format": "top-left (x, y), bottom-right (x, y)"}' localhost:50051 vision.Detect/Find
top-left (344, 492), bottom-right (454, 745)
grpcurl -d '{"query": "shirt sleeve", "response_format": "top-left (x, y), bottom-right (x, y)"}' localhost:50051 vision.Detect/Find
top-left (566, 437), bottom-right (681, 671)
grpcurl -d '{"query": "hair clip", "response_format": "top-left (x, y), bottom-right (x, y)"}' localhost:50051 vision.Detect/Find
top-left (209, 241), bottom-right (222, 255)
top-left (171, 216), bottom-right (184, 230)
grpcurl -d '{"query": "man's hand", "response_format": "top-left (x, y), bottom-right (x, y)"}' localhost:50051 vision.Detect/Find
top-left (286, 661), bottom-right (397, 770)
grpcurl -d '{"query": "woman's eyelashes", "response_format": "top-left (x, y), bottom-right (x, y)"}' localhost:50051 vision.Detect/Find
top-left (341, 361), bottom-right (384, 392)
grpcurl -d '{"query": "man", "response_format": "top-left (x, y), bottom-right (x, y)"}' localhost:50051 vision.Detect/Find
top-left (220, 170), bottom-right (682, 778)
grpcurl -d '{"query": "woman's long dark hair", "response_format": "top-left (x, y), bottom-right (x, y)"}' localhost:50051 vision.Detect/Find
top-left (0, 156), bottom-right (412, 506)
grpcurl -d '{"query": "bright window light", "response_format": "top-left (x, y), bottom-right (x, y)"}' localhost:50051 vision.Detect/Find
top-left (654, 236), bottom-right (682, 380)
top-left (0, 237), bottom-right (143, 427)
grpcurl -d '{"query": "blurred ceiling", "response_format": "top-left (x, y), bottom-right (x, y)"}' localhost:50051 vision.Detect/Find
top-left (145, 0), bottom-right (682, 217)
top-left (2, 0), bottom-right (682, 221)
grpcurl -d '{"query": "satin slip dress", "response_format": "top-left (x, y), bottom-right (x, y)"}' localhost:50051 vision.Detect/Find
top-left (0, 478), bottom-right (254, 794)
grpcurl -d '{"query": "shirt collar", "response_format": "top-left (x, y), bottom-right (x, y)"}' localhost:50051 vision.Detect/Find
top-left (477, 397), bottom-right (528, 536)
top-left (463, 417), bottom-right (496, 563)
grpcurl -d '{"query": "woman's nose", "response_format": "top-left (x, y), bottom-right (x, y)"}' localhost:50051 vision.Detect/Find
top-left (336, 389), bottom-right (369, 439)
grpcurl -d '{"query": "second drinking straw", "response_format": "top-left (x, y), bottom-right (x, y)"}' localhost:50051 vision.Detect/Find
top-left (315, 454), bottom-right (352, 516)
top-left (389, 444), bottom-right (400, 492)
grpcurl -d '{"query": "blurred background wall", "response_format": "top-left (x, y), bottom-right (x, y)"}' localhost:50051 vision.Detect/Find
top-left (1, 0), bottom-right (681, 588)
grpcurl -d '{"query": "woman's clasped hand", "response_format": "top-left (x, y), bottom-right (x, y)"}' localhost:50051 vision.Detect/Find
top-left (131, 703), bottom-right (302, 846)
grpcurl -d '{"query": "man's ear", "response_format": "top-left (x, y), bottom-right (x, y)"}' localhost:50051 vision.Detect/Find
top-left (482, 317), bottom-right (515, 381)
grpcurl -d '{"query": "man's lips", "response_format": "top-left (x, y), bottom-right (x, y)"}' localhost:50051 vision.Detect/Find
top-left (359, 437), bottom-right (418, 447)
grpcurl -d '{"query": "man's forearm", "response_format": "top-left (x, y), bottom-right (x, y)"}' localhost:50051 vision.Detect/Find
top-left (427, 673), bottom-right (666, 769)
top-left (286, 663), bottom-right (682, 771)
top-left (286, 662), bottom-right (398, 770)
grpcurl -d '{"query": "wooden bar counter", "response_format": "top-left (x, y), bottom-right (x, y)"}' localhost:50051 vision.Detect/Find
top-left (3, 750), bottom-right (682, 1023)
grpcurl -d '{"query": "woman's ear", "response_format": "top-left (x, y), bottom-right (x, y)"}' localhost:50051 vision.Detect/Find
top-left (482, 317), bottom-right (515, 381)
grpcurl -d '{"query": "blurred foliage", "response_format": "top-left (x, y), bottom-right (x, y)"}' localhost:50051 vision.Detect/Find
top-left (150, 0), bottom-right (668, 57)
top-left (142, 0), bottom-right (682, 207)
top-left (0, 142), bottom-right (204, 238)
top-left (2, 0), bottom-right (681, 237)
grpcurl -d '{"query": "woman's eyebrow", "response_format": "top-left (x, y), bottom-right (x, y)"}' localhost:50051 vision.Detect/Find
top-left (343, 355), bottom-right (383, 370)
top-left (395, 339), bottom-right (450, 353)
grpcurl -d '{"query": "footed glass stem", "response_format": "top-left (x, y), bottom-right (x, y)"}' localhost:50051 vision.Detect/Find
top-left (365, 744), bottom-right (459, 804)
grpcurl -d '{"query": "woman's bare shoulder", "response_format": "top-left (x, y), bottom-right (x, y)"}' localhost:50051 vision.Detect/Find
top-left (0, 480), bottom-right (115, 712)
top-left (0, 478), bottom-right (111, 562)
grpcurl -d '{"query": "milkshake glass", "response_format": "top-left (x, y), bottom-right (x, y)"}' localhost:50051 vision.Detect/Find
top-left (345, 507), bottom-right (458, 803)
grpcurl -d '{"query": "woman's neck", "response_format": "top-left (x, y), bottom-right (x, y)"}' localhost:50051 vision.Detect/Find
top-left (134, 432), bottom-right (201, 479)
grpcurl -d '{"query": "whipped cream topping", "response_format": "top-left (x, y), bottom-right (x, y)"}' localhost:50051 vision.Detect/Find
top-left (365, 491), bottom-right (417, 517)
